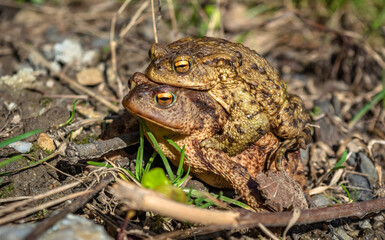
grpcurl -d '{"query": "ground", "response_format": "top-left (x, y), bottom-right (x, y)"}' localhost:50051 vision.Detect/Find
top-left (0, 0), bottom-right (384, 239)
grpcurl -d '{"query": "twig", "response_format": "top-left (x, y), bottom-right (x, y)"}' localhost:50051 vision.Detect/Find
top-left (0, 196), bottom-right (31, 204)
top-left (150, 0), bottom-right (158, 43)
top-left (65, 132), bottom-right (139, 164)
top-left (0, 181), bottom-right (82, 217)
top-left (119, 1), bottom-right (149, 38)
top-left (0, 189), bottom-right (89, 225)
top-left (117, 0), bottom-right (132, 15)
top-left (258, 223), bottom-right (279, 240)
top-left (112, 179), bottom-right (385, 228)
top-left (24, 173), bottom-right (115, 240)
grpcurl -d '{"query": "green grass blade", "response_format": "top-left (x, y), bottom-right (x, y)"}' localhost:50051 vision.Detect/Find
top-left (340, 184), bottom-right (352, 202)
top-left (348, 70), bottom-right (385, 128)
top-left (87, 161), bottom-right (113, 168)
top-left (165, 137), bottom-right (191, 186)
top-left (332, 150), bottom-right (348, 171)
top-left (135, 126), bottom-right (145, 180)
top-left (144, 151), bottom-right (158, 173)
top-left (0, 129), bottom-right (42, 148)
top-left (139, 119), bottom-right (175, 181)
top-left (0, 155), bottom-right (24, 168)
top-left (59, 99), bottom-right (80, 127)
top-left (174, 145), bottom-right (186, 180)
top-left (183, 188), bottom-right (250, 209)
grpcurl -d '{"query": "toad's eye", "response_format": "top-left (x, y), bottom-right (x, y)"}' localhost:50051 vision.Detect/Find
top-left (173, 56), bottom-right (192, 73)
top-left (155, 92), bottom-right (176, 107)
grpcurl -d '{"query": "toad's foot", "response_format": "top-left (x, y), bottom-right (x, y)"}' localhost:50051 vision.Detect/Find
top-left (200, 112), bottom-right (270, 156)
top-left (273, 125), bottom-right (312, 171)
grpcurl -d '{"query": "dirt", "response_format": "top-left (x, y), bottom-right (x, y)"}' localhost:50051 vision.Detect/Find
top-left (0, 0), bottom-right (384, 239)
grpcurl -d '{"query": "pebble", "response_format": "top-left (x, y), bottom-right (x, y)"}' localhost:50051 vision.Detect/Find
top-left (41, 43), bottom-right (55, 61)
top-left (0, 68), bottom-right (36, 89)
top-left (346, 173), bottom-right (373, 201)
top-left (54, 39), bottom-right (83, 65)
top-left (373, 214), bottom-right (384, 230)
top-left (358, 219), bottom-right (372, 230)
top-left (82, 49), bottom-right (100, 66)
top-left (76, 68), bottom-right (103, 86)
top-left (311, 194), bottom-right (332, 208)
top-left (8, 141), bottom-right (32, 153)
top-left (37, 133), bottom-right (56, 152)
top-left (0, 214), bottom-right (113, 240)
top-left (357, 152), bottom-right (378, 184)
top-left (331, 226), bottom-right (353, 240)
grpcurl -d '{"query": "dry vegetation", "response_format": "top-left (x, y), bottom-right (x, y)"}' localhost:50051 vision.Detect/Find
top-left (0, 0), bottom-right (384, 239)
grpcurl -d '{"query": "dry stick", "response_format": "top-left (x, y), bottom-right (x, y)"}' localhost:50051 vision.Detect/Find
top-left (0, 189), bottom-right (89, 225)
top-left (0, 181), bottom-right (82, 216)
top-left (117, 0), bottom-right (132, 15)
top-left (24, 173), bottom-right (115, 240)
top-left (119, 1), bottom-right (149, 38)
top-left (150, 0), bottom-right (158, 43)
top-left (109, 14), bottom-right (123, 102)
top-left (65, 132), bottom-right (139, 164)
top-left (16, 42), bottom-right (120, 113)
top-left (112, 180), bottom-right (385, 227)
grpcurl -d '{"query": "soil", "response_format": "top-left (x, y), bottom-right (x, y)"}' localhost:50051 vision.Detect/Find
top-left (0, 0), bottom-right (384, 239)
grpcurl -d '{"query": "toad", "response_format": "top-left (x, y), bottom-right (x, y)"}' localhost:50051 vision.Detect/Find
top-left (145, 37), bottom-right (312, 169)
top-left (123, 73), bottom-right (308, 211)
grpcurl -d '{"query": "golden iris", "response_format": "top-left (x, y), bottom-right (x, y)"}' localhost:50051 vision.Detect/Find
top-left (173, 56), bottom-right (192, 73)
top-left (155, 92), bottom-right (176, 107)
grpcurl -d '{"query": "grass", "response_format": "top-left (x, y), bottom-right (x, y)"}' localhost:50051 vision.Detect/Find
top-left (87, 118), bottom-right (252, 209)
top-left (348, 69), bottom-right (385, 128)
top-left (332, 149), bottom-right (348, 171)
top-left (0, 128), bottom-right (42, 148)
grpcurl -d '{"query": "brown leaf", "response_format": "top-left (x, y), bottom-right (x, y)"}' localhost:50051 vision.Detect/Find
top-left (255, 170), bottom-right (308, 211)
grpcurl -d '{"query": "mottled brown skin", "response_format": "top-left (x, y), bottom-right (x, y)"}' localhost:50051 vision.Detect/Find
top-left (145, 37), bottom-right (312, 169)
top-left (123, 73), bottom-right (308, 211)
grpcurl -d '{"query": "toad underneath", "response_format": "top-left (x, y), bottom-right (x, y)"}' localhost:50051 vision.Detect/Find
top-left (145, 37), bottom-right (312, 170)
top-left (123, 73), bottom-right (308, 211)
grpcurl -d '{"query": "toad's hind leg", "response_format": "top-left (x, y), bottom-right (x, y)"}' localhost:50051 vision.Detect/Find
top-left (200, 112), bottom-right (270, 156)
top-left (273, 94), bottom-right (313, 170)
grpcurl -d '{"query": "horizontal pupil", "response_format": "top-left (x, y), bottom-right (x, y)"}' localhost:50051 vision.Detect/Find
top-left (159, 97), bottom-right (170, 101)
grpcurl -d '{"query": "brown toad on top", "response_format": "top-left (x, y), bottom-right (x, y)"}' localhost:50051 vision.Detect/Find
top-left (123, 73), bottom-right (308, 211)
top-left (145, 37), bottom-right (312, 169)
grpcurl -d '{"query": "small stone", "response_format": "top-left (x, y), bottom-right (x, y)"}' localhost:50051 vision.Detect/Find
top-left (41, 44), bottom-right (55, 61)
top-left (347, 173), bottom-right (373, 201)
top-left (76, 68), bottom-right (103, 86)
top-left (331, 226), bottom-right (353, 240)
top-left (373, 220), bottom-right (384, 230)
top-left (50, 61), bottom-right (61, 73)
top-left (0, 68), bottom-right (36, 89)
top-left (54, 39), bottom-right (83, 65)
top-left (82, 50), bottom-right (99, 66)
top-left (373, 214), bottom-right (384, 222)
top-left (46, 79), bottom-right (55, 88)
top-left (357, 152), bottom-right (378, 184)
top-left (311, 194), bottom-right (332, 208)
top-left (358, 219), bottom-right (372, 230)
top-left (9, 141), bottom-right (32, 153)
top-left (37, 133), bottom-right (56, 152)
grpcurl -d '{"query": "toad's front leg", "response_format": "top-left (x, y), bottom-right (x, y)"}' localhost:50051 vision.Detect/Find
top-left (200, 111), bottom-right (270, 156)
top-left (272, 94), bottom-right (312, 170)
